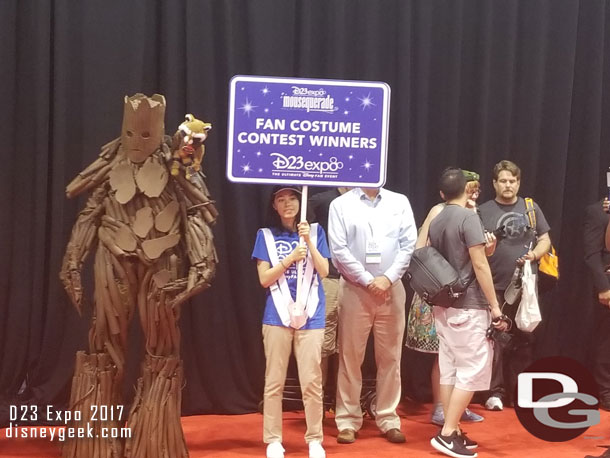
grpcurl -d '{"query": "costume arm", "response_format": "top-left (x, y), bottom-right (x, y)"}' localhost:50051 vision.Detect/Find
top-left (59, 187), bottom-right (106, 314)
top-left (169, 209), bottom-right (217, 308)
top-left (65, 138), bottom-right (121, 198)
top-left (173, 172), bottom-right (218, 225)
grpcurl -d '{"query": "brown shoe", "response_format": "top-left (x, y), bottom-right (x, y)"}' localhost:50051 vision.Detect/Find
top-left (337, 428), bottom-right (357, 444)
top-left (385, 428), bottom-right (406, 443)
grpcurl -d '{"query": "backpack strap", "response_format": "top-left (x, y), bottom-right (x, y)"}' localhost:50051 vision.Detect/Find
top-left (524, 197), bottom-right (537, 232)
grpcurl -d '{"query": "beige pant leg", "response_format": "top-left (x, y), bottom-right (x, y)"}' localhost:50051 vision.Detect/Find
top-left (335, 278), bottom-right (378, 432)
top-left (293, 328), bottom-right (325, 443)
top-left (372, 281), bottom-right (406, 432)
top-left (321, 277), bottom-right (340, 358)
top-left (262, 324), bottom-right (294, 444)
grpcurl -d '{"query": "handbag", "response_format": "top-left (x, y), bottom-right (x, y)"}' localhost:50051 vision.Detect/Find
top-left (515, 260), bottom-right (542, 332)
top-left (406, 246), bottom-right (472, 308)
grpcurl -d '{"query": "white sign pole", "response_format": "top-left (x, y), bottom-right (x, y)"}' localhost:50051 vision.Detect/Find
top-left (292, 185), bottom-right (308, 326)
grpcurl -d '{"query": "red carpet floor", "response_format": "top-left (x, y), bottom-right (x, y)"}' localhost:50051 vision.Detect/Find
top-left (1, 401), bottom-right (608, 457)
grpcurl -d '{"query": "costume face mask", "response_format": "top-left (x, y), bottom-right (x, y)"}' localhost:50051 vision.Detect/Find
top-left (121, 93), bottom-right (166, 163)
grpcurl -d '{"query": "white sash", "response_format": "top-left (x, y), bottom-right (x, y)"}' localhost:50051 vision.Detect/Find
top-left (261, 224), bottom-right (320, 328)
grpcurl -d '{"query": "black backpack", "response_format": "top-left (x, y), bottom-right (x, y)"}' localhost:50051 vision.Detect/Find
top-left (406, 246), bottom-right (473, 308)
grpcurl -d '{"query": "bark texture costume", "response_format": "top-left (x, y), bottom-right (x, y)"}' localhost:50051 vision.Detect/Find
top-left (59, 94), bottom-right (218, 458)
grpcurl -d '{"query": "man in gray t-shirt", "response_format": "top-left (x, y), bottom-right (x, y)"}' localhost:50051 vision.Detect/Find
top-left (479, 197), bottom-right (550, 290)
top-left (429, 205), bottom-right (488, 310)
top-left (478, 160), bottom-right (551, 412)
top-left (428, 168), bottom-right (507, 458)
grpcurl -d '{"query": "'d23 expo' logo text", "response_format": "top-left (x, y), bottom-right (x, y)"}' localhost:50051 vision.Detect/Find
top-left (270, 153), bottom-right (344, 177)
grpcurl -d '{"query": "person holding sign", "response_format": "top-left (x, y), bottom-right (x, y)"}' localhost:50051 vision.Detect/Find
top-left (329, 187), bottom-right (417, 444)
top-left (252, 186), bottom-right (331, 458)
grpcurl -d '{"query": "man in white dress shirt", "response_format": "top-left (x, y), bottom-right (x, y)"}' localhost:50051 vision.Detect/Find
top-left (328, 187), bottom-right (417, 444)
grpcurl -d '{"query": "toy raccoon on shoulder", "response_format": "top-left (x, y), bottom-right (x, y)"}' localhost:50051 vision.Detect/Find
top-left (171, 114), bottom-right (212, 182)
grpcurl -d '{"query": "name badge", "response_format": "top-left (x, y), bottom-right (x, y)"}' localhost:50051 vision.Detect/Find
top-left (366, 240), bottom-right (381, 264)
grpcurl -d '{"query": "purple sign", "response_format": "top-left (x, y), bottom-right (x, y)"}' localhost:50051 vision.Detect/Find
top-left (227, 75), bottom-right (390, 187)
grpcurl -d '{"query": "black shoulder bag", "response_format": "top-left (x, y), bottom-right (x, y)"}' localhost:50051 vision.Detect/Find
top-left (407, 246), bottom-right (473, 308)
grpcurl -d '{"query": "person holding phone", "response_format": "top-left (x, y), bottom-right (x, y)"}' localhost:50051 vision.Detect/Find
top-left (478, 160), bottom-right (551, 411)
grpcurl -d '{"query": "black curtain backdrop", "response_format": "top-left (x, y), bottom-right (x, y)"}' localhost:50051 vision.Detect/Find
top-left (1, 0), bottom-right (609, 417)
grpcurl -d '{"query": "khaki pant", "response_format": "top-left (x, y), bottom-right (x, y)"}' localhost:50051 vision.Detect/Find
top-left (321, 277), bottom-right (340, 357)
top-left (335, 278), bottom-right (406, 433)
top-left (262, 324), bottom-right (325, 444)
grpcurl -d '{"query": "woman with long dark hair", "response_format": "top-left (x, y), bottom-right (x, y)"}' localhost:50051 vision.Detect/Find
top-left (251, 186), bottom-right (330, 458)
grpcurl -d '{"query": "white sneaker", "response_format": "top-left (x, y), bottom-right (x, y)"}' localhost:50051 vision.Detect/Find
top-left (266, 441), bottom-right (285, 458)
top-left (485, 396), bottom-right (503, 411)
top-left (309, 440), bottom-right (326, 458)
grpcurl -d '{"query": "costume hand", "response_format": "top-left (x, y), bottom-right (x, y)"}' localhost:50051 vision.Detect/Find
top-left (167, 264), bottom-right (214, 309)
top-left (599, 290), bottom-right (610, 307)
top-left (60, 267), bottom-right (83, 315)
top-left (297, 221), bottom-right (311, 244)
top-left (484, 232), bottom-right (497, 256)
top-left (288, 245), bottom-right (307, 264)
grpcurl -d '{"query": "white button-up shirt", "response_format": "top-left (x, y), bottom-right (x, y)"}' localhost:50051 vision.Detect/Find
top-left (328, 187), bottom-right (417, 286)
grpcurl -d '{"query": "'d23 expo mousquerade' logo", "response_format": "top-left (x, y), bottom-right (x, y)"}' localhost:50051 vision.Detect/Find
top-left (515, 356), bottom-right (600, 442)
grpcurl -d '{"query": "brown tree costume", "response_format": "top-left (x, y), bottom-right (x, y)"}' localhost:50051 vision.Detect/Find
top-left (60, 94), bottom-right (217, 458)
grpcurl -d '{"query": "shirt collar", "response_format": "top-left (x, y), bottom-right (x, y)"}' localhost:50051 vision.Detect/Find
top-left (356, 187), bottom-right (384, 203)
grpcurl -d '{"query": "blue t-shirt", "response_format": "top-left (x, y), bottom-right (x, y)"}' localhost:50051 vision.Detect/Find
top-left (251, 224), bottom-right (330, 329)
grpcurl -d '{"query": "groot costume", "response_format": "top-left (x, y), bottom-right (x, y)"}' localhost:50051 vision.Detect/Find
top-left (60, 94), bottom-right (217, 458)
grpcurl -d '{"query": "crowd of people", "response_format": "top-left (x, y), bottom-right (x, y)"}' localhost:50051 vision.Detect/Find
top-left (250, 160), bottom-right (610, 458)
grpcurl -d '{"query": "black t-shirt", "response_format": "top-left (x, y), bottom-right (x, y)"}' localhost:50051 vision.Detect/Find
top-left (308, 188), bottom-right (342, 278)
top-left (478, 197), bottom-right (550, 290)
